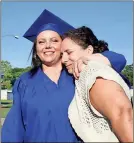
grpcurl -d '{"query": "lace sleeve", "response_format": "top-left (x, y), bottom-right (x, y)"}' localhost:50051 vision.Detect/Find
top-left (80, 61), bottom-right (131, 117)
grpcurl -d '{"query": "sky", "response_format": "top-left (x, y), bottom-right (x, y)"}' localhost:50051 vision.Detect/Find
top-left (1, 1), bottom-right (133, 68)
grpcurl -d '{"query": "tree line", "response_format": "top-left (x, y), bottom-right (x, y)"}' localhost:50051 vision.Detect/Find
top-left (1, 61), bottom-right (31, 89)
top-left (1, 60), bottom-right (133, 90)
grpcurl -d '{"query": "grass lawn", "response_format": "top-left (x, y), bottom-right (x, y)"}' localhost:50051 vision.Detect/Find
top-left (1, 100), bottom-right (13, 127)
top-left (1, 108), bottom-right (11, 118)
top-left (1, 100), bottom-right (13, 102)
top-left (1, 100), bottom-right (12, 106)
top-left (1, 100), bottom-right (13, 104)
top-left (1, 100), bottom-right (12, 118)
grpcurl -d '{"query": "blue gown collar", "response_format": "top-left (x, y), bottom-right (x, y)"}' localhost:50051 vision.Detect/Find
top-left (33, 67), bottom-right (68, 91)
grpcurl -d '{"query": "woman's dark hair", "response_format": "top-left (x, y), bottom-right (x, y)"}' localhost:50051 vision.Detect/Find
top-left (29, 40), bottom-right (42, 76)
top-left (62, 26), bottom-right (109, 53)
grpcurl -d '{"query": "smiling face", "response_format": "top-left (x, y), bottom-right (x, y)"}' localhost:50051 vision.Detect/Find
top-left (36, 30), bottom-right (62, 66)
top-left (61, 38), bottom-right (93, 74)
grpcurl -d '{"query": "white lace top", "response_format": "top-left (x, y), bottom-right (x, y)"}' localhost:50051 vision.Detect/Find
top-left (68, 61), bottom-right (131, 142)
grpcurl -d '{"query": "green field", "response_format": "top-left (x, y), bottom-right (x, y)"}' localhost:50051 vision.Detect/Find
top-left (1, 108), bottom-right (11, 118)
top-left (1, 100), bottom-right (13, 104)
top-left (1, 100), bottom-right (12, 118)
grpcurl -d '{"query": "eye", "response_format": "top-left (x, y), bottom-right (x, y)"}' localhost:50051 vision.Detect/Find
top-left (38, 41), bottom-right (45, 44)
top-left (52, 39), bottom-right (58, 42)
top-left (67, 51), bottom-right (72, 55)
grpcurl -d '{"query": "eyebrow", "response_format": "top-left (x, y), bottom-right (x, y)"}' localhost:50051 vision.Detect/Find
top-left (38, 37), bottom-right (58, 40)
top-left (51, 37), bottom-right (58, 39)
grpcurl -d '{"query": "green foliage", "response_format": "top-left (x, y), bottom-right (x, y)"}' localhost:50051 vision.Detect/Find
top-left (1, 61), bottom-right (13, 89)
top-left (1, 61), bottom-right (12, 73)
top-left (11, 66), bottom-right (31, 85)
top-left (2, 80), bottom-right (12, 89)
top-left (1, 60), bottom-right (31, 89)
top-left (122, 64), bottom-right (133, 86)
top-left (1, 61), bottom-right (13, 80)
top-left (1, 60), bottom-right (133, 88)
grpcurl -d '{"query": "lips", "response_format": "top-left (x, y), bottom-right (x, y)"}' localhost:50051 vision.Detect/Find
top-left (44, 51), bottom-right (55, 55)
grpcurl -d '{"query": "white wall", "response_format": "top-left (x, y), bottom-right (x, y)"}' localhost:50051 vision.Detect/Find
top-left (1, 89), bottom-right (8, 100)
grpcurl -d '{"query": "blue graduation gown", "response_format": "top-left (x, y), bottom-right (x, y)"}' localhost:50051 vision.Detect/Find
top-left (102, 50), bottom-right (126, 72)
top-left (2, 68), bottom-right (78, 142)
top-left (2, 51), bottom-right (126, 142)
top-left (102, 51), bottom-right (131, 88)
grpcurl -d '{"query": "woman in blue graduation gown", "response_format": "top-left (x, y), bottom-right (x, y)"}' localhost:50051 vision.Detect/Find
top-left (2, 9), bottom-right (127, 142)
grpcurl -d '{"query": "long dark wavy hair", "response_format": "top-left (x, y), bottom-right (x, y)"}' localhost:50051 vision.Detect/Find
top-left (62, 26), bottom-right (109, 53)
top-left (29, 40), bottom-right (42, 76)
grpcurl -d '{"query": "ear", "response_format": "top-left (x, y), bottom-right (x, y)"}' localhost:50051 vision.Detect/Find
top-left (86, 45), bottom-right (93, 54)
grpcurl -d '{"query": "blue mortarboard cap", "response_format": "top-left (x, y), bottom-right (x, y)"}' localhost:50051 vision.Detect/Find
top-left (23, 9), bottom-right (75, 42)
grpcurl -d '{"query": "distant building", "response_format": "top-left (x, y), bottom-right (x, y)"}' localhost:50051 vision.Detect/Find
top-left (1, 89), bottom-right (8, 100)
top-left (1, 89), bottom-right (13, 100)
top-left (1, 71), bottom-right (4, 79)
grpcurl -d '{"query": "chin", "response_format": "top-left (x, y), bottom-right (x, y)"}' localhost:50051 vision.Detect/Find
top-left (67, 68), bottom-right (73, 74)
top-left (44, 57), bottom-right (53, 61)
top-left (43, 57), bottom-right (56, 63)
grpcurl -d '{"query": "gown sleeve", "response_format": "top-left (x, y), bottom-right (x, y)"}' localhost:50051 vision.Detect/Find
top-left (2, 77), bottom-right (26, 142)
top-left (101, 50), bottom-right (126, 72)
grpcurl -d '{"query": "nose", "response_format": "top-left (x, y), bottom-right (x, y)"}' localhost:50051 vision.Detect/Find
top-left (46, 41), bottom-right (51, 48)
top-left (61, 53), bottom-right (69, 64)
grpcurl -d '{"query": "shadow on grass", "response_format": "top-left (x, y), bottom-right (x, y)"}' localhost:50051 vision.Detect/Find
top-left (1, 100), bottom-right (13, 108)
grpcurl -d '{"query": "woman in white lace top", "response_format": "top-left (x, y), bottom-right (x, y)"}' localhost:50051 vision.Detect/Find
top-left (61, 26), bottom-right (133, 142)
